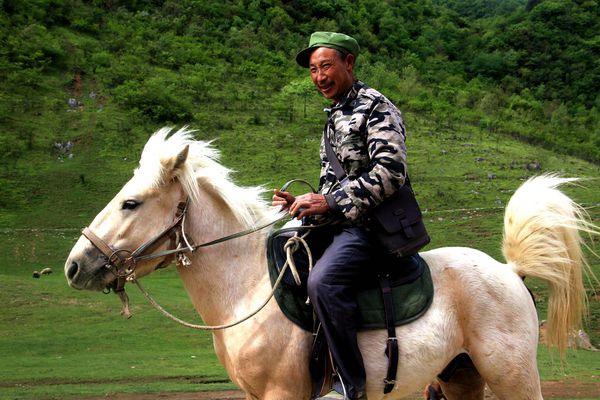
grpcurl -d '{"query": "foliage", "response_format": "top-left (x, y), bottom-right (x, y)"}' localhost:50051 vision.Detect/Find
top-left (485, 0), bottom-right (600, 107)
top-left (0, 0), bottom-right (597, 174)
top-left (432, 0), bottom-right (527, 19)
top-left (0, 0), bottom-right (598, 223)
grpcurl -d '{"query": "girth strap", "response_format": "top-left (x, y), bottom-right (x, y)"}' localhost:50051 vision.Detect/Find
top-left (379, 273), bottom-right (399, 394)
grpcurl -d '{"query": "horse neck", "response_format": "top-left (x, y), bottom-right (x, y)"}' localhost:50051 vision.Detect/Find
top-left (176, 197), bottom-right (271, 326)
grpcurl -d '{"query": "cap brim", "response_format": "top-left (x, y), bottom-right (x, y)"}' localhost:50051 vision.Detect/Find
top-left (295, 44), bottom-right (352, 68)
top-left (295, 47), bottom-right (315, 68)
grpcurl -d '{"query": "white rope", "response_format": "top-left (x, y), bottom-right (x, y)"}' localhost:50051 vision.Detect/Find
top-left (284, 232), bottom-right (313, 285)
top-left (133, 231), bottom-right (314, 330)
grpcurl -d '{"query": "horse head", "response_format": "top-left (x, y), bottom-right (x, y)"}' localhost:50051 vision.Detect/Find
top-left (64, 127), bottom-right (202, 292)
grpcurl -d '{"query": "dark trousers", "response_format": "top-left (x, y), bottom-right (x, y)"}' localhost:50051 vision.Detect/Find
top-left (307, 226), bottom-right (378, 399)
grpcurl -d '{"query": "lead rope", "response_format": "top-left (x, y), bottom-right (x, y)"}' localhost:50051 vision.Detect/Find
top-left (131, 231), bottom-right (313, 330)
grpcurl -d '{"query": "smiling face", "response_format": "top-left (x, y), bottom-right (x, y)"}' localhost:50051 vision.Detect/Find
top-left (309, 47), bottom-right (355, 103)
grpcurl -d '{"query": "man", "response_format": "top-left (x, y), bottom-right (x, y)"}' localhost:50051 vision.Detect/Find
top-left (272, 32), bottom-right (409, 400)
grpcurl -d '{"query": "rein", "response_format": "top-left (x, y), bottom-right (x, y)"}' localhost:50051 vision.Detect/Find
top-left (134, 232), bottom-right (312, 330)
top-left (81, 179), bottom-right (318, 329)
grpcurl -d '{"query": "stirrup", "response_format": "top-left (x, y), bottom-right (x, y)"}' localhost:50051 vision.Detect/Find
top-left (316, 390), bottom-right (344, 399)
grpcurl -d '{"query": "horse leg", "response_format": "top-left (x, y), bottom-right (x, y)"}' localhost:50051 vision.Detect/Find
top-left (469, 337), bottom-right (543, 400)
top-left (476, 359), bottom-right (543, 400)
top-left (437, 362), bottom-right (485, 400)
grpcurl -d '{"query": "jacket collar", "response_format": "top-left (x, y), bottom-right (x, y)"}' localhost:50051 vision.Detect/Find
top-left (330, 80), bottom-right (364, 112)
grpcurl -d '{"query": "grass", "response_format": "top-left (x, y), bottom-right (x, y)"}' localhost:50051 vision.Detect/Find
top-left (0, 230), bottom-right (231, 399)
top-left (537, 346), bottom-right (600, 381)
top-left (1, 98), bottom-right (599, 398)
top-left (1, 382), bottom-right (237, 400)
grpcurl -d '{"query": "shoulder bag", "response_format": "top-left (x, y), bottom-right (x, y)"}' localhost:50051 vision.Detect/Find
top-left (323, 132), bottom-right (430, 257)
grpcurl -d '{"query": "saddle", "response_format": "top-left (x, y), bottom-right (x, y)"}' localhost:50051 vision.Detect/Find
top-left (266, 229), bottom-right (434, 396)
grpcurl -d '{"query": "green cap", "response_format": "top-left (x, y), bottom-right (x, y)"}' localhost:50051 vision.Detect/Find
top-left (296, 32), bottom-right (359, 68)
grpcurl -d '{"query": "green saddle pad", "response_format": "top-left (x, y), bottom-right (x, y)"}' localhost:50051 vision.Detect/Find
top-left (267, 251), bottom-right (434, 332)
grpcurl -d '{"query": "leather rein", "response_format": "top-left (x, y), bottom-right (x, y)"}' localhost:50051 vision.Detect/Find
top-left (82, 199), bottom-right (290, 288)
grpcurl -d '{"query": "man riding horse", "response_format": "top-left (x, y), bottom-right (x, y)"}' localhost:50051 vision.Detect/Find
top-left (273, 32), bottom-right (418, 400)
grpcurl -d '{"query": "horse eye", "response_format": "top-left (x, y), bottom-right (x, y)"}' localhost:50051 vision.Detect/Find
top-left (122, 200), bottom-right (140, 210)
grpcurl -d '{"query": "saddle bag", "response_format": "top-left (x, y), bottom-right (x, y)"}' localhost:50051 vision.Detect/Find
top-left (368, 182), bottom-right (430, 257)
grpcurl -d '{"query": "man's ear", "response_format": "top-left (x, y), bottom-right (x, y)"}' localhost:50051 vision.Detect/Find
top-left (345, 53), bottom-right (356, 72)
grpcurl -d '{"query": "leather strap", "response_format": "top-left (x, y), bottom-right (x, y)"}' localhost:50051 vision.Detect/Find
top-left (309, 323), bottom-right (333, 398)
top-left (323, 129), bottom-right (347, 181)
top-left (82, 227), bottom-right (115, 260)
top-left (129, 201), bottom-right (187, 259)
top-left (380, 273), bottom-right (399, 394)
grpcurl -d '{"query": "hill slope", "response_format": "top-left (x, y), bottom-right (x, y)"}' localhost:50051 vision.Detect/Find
top-left (0, 0), bottom-right (598, 228)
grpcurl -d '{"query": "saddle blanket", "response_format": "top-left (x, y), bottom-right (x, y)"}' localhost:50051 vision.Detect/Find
top-left (267, 231), bottom-right (434, 332)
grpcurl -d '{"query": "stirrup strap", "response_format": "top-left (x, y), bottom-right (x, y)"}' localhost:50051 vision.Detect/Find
top-left (380, 273), bottom-right (399, 394)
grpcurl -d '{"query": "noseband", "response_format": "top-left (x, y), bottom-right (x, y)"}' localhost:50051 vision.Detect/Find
top-left (82, 200), bottom-right (190, 292)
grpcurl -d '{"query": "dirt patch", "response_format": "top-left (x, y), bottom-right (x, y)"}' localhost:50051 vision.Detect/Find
top-left (80, 380), bottom-right (600, 399)
top-left (538, 381), bottom-right (600, 399)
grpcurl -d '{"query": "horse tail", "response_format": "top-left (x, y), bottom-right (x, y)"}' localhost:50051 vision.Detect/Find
top-left (502, 174), bottom-right (598, 357)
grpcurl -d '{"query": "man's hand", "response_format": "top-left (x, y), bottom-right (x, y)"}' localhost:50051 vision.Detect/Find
top-left (273, 190), bottom-right (330, 219)
top-left (289, 193), bottom-right (330, 220)
top-left (272, 189), bottom-right (295, 212)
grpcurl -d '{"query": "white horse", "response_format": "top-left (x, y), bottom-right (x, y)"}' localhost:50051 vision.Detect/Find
top-left (65, 127), bottom-right (597, 400)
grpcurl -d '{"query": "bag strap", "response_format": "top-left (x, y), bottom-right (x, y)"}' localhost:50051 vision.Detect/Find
top-left (323, 129), bottom-right (411, 187)
top-left (323, 130), bottom-right (347, 181)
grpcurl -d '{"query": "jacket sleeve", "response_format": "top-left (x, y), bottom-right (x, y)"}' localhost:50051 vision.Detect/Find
top-left (327, 97), bottom-right (408, 222)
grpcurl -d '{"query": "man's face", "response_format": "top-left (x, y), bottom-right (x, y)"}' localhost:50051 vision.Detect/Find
top-left (309, 47), bottom-right (355, 103)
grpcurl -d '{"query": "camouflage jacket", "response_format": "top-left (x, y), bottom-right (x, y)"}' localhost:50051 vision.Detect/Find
top-left (319, 80), bottom-right (408, 224)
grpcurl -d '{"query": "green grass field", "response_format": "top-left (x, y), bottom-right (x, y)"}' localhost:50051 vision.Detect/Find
top-left (0, 230), bottom-right (233, 399)
top-left (1, 111), bottom-right (599, 399)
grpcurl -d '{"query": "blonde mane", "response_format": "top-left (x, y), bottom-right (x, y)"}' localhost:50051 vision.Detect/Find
top-left (135, 126), bottom-right (277, 227)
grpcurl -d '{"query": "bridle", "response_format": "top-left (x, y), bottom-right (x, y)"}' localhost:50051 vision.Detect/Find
top-left (82, 200), bottom-right (191, 294)
top-left (79, 179), bottom-right (317, 329)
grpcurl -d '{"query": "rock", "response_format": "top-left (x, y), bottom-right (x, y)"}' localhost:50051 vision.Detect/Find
top-left (539, 320), bottom-right (599, 351)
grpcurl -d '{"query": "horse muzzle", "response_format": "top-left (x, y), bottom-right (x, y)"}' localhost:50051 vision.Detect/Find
top-left (64, 236), bottom-right (116, 291)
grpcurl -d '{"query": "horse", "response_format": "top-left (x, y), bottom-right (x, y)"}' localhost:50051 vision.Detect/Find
top-left (64, 127), bottom-right (597, 400)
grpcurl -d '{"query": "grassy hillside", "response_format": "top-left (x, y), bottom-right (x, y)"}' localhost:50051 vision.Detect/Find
top-left (1, 0), bottom-right (599, 398)
top-left (1, 2), bottom-right (599, 213)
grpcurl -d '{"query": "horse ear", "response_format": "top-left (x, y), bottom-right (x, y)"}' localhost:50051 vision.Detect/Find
top-left (172, 145), bottom-right (189, 171)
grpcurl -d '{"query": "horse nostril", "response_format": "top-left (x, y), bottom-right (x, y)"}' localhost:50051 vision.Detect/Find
top-left (67, 261), bottom-right (79, 281)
